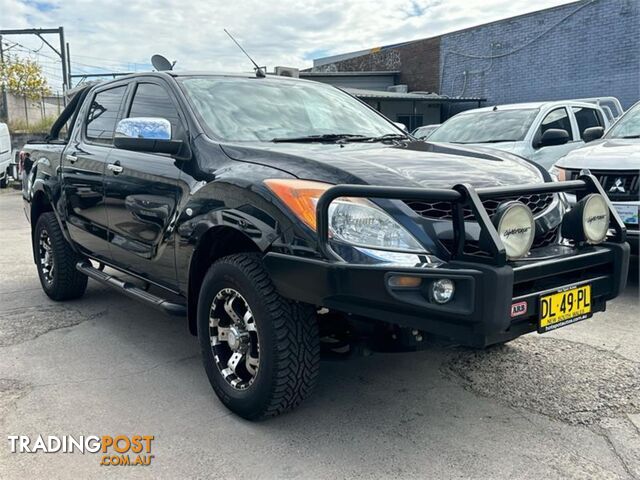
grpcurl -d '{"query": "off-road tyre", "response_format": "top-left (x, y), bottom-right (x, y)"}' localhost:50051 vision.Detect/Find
top-left (34, 212), bottom-right (88, 300)
top-left (198, 253), bottom-right (320, 420)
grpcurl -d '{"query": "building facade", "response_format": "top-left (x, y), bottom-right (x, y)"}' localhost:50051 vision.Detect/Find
top-left (312, 0), bottom-right (639, 111)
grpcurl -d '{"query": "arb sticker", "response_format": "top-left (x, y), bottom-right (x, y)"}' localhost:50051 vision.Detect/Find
top-left (511, 301), bottom-right (527, 318)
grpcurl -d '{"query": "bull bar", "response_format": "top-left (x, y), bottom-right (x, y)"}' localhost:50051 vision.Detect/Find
top-left (315, 174), bottom-right (627, 264)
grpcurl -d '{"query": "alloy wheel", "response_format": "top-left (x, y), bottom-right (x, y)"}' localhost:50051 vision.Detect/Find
top-left (38, 229), bottom-right (55, 284)
top-left (209, 288), bottom-right (260, 390)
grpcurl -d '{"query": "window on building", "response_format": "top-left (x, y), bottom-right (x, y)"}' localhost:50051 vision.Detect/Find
top-left (128, 83), bottom-right (183, 137)
top-left (397, 114), bottom-right (424, 132)
top-left (85, 86), bottom-right (127, 144)
top-left (538, 108), bottom-right (572, 139)
top-left (572, 106), bottom-right (604, 139)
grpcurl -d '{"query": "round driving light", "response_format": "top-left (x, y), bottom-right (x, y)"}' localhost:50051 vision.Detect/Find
top-left (561, 193), bottom-right (610, 244)
top-left (493, 201), bottom-right (535, 260)
top-left (431, 279), bottom-right (455, 304)
top-left (582, 194), bottom-right (610, 244)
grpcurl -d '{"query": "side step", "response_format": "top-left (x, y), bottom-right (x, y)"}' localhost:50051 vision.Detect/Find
top-left (76, 261), bottom-right (186, 316)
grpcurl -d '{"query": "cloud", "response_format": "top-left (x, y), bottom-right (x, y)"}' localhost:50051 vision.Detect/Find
top-left (1, 0), bottom-right (575, 91)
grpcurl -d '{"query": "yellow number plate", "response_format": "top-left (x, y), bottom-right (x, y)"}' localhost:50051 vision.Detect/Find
top-left (538, 284), bottom-right (592, 333)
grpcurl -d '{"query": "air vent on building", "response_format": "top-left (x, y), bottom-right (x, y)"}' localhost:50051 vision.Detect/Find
top-left (387, 84), bottom-right (408, 93)
top-left (274, 66), bottom-right (300, 78)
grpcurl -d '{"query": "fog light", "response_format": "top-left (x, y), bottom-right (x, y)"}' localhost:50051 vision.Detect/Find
top-left (493, 201), bottom-right (535, 260)
top-left (431, 279), bottom-right (455, 304)
top-left (561, 193), bottom-right (610, 244)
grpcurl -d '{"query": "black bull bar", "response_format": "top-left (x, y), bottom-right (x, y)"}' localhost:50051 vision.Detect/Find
top-left (316, 174), bottom-right (627, 264)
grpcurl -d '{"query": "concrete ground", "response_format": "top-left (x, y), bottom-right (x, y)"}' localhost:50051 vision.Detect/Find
top-left (0, 187), bottom-right (638, 479)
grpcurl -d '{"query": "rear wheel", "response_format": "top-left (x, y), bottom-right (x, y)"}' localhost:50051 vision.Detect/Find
top-left (34, 213), bottom-right (88, 300)
top-left (0, 172), bottom-right (7, 188)
top-left (198, 254), bottom-right (320, 420)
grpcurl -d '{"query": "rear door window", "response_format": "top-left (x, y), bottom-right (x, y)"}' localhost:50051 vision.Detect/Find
top-left (85, 86), bottom-right (127, 144)
top-left (572, 106), bottom-right (604, 139)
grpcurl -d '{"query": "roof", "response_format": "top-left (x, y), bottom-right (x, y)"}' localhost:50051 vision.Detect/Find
top-left (300, 71), bottom-right (400, 77)
top-left (343, 87), bottom-right (483, 102)
top-left (456, 100), bottom-right (603, 113)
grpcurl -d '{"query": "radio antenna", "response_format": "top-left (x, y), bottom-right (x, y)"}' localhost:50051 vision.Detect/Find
top-left (224, 29), bottom-right (266, 78)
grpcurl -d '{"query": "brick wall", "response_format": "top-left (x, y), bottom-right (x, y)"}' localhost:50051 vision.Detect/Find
top-left (440, 0), bottom-right (640, 108)
top-left (313, 37), bottom-right (441, 93)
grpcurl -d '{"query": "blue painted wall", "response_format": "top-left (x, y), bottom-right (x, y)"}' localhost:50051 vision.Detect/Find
top-left (440, 0), bottom-right (640, 109)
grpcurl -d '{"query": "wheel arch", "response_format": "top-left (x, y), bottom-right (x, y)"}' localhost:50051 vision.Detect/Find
top-left (187, 225), bottom-right (262, 335)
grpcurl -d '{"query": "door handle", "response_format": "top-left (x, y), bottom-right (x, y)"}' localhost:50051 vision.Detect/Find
top-left (65, 154), bottom-right (77, 164)
top-left (107, 163), bottom-right (123, 174)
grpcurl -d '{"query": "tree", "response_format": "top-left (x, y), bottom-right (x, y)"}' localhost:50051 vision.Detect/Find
top-left (0, 56), bottom-right (51, 125)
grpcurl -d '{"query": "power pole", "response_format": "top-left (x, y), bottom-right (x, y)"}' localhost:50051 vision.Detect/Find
top-left (66, 42), bottom-right (72, 88)
top-left (0, 27), bottom-right (71, 92)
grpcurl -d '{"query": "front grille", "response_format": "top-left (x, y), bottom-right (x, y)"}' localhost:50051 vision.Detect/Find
top-left (405, 193), bottom-right (554, 221)
top-left (569, 170), bottom-right (639, 201)
top-left (441, 226), bottom-right (560, 257)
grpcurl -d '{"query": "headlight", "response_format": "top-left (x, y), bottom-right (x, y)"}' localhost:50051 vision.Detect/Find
top-left (549, 165), bottom-right (567, 182)
top-left (561, 193), bottom-right (609, 244)
top-left (329, 199), bottom-right (422, 251)
top-left (264, 179), bottom-right (424, 254)
top-left (493, 201), bottom-right (535, 260)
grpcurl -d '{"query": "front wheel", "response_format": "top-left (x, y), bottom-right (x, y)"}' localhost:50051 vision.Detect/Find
top-left (198, 254), bottom-right (320, 420)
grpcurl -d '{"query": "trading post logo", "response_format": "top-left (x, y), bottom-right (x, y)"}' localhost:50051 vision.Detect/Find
top-left (7, 435), bottom-right (154, 467)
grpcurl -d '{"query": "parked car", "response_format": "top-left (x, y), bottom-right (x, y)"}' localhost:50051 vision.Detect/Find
top-left (428, 101), bottom-right (610, 169)
top-left (412, 124), bottom-right (440, 140)
top-left (0, 122), bottom-right (11, 188)
top-left (551, 100), bottom-right (640, 252)
top-left (572, 97), bottom-right (624, 124)
top-left (22, 72), bottom-right (629, 419)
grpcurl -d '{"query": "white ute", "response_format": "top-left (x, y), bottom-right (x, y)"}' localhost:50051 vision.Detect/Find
top-left (428, 100), bottom-right (611, 170)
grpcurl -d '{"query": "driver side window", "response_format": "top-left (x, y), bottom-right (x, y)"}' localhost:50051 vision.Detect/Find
top-left (128, 83), bottom-right (183, 138)
top-left (537, 108), bottom-right (573, 140)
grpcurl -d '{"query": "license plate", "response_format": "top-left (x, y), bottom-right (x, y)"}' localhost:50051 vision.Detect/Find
top-left (538, 284), bottom-right (591, 333)
top-left (614, 204), bottom-right (639, 225)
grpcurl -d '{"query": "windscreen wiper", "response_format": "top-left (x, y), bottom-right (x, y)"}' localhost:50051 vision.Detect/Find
top-left (361, 133), bottom-right (410, 143)
top-left (620, 134), bottom-right (640, 139)
top-left (271, 134), bottom-right (368, 143)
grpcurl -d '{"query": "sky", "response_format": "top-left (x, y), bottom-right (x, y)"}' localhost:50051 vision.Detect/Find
top-left (1, 0), bottom-right (577, 91)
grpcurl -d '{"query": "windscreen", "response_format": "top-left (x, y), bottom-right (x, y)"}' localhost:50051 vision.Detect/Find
top-left (179, 77), bottom-right (398, 142)
top-left (606, 102), bottom-right (640, 139)
top-left (428, 108), bottom-right (539, 144)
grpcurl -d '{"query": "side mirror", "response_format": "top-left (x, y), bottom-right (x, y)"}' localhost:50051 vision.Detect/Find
top-left (114, 117), bottom-right (183, 155)
top-left (538, 128), bottom-right (569, 148)
top-left (393, 122), bottom-right (408, 133)
top-left (583, 126), bottom-right (604, 143)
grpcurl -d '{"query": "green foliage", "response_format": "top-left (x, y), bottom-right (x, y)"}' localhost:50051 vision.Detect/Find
top-left (0, 56), bottom-right (51, 100)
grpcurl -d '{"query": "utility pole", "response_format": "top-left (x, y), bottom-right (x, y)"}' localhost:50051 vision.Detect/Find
top-left (0, 27), bottom-right (71, 92)
top-left (66, 42), bottom-right (72, 89)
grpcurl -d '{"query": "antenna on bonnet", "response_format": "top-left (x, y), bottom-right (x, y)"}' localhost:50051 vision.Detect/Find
top-left (224, 29), bottom-right (266, 78)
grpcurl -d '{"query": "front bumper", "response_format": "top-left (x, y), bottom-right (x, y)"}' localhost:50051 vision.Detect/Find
top-left (267, 174), bottom-right (630, 347)
top-left (264, 242), bottom-right (629, 347)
